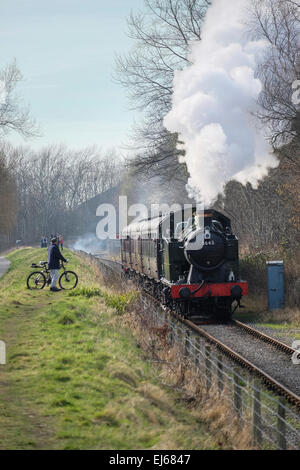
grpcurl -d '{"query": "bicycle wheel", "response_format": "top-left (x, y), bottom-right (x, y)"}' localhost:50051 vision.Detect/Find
top-left (27, 271), bottom-right (46, 290)
top-left (59, 271), bottom-right (78, 290)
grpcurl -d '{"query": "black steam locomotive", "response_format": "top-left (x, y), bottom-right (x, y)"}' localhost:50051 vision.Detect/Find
top-left (121, 208), bottom-right (248, 321)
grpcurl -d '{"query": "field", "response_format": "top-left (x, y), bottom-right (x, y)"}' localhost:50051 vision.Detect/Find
top-left (0, 247), bottom-right (218, 450)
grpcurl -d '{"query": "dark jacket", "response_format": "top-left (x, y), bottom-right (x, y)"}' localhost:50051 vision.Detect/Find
top-left (48, 244), bottom-right (67, 269)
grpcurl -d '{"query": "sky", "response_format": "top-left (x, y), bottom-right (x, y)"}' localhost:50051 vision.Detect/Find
top-left (0, 0), bottom-right (142, 152)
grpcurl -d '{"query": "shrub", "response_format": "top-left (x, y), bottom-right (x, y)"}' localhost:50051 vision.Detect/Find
top-left (103, 291), bottom-right (138, 315)
top-left (68, 287), bottom-right (103, 298)
top-left (58, 313), bottom-right (76, 325)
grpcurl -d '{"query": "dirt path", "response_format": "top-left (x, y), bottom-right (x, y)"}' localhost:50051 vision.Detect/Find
top-left (0, 289), bottom-right (55, 449)
top-left (0, 257), bottom-right (10, 279)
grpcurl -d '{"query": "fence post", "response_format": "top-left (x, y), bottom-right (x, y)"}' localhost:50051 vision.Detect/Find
top-left (185, 329), bottom-right (190, 358)
top-left (172, 322), bottom-right (178, 346)
top-left (168, 318), bottom-right (174, 347)
top-left (253, 379), bottom-right (262, 448)
top-left (205, 346), bottom-right (211, 391)
top-left (217, 354), bottom-right (223, 395)
top-left (233, 369), bottom-right (242, 418)
top-left (195, 337), bottom-right (201, 368)
top-left (277, 397), bottom-right (287, 450)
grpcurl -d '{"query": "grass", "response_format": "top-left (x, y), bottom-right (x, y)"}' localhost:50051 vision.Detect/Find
top-left (0, 247), bottom-right (218, 450)
top-left (69, 287), bottom-right (138, 315)
top-left (235, 301), bottom-right (300, 329)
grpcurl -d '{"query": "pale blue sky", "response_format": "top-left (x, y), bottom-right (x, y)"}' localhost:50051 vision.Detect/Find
top-left (0, 0), bottom-right (143, 152)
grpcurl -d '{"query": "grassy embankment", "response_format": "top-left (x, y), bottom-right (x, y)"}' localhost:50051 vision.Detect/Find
top-left (0, 247), bottom-right (218, 450)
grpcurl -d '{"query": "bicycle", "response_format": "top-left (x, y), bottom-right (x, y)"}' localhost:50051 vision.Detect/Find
top-left (27, 261), bottom-right (78, 290)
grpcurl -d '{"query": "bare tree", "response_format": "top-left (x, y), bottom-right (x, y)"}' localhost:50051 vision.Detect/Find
top-left (0, 60), bottom-right (39, 138)
top-left (64, 147), bottom-right (123, 209)
top-left (114, 0), bottom-right (210, 186)
top-left (0, 146), bottom-right (18, 246)
top-left (211, 0), bottom-right (300, 252)
top-left (125, 123), bottom-right (188, 194)
top-left (214, 164), bottom-right (293, 251)
top-left (249, 0), bottom-right (300, 157)
top-left (0, 60), bottom-right (38, 247)
top-left (1, 142), bottom-right (123, 242)
top-left (115, 0), bottom-right (209, 114)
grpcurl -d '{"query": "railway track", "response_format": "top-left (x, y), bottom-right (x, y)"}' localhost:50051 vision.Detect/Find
top-left (174, 312), bottom-right (300, 410)
top-left (89, 253), bottom-right (300, 410)
top-left (233, 320), bottom-right (298, 356)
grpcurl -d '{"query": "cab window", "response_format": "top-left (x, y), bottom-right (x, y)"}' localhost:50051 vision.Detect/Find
top-left (212, 220), bottom-right (224, 233)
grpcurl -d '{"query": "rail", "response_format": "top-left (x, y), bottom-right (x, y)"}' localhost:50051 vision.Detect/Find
top-left (233, 320), bottom-right (298, 356)
top-left (141, 294), bottom-right (300, 450)
top-left (86, 252), bottom-right (300, 450)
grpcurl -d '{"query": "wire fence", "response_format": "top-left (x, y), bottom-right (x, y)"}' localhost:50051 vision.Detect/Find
top-left (139, 294), bottom-right (300, 450)
top-left (89, 254), bottom-right (300, 450)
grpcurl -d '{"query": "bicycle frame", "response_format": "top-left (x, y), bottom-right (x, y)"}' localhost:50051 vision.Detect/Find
top-left (28, 260), bottom-right (78, 291)
top-left (32, 263), bottom-right (51, 283)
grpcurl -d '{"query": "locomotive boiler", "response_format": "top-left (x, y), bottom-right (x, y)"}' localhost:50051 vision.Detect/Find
top-left (121, 208), bottom-right (248, 321)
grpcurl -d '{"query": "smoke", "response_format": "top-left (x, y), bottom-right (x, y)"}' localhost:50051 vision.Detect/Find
top-left (164, 0), bottom-right (278, 205)
top-left (72, 233), bottom-right (105, 254)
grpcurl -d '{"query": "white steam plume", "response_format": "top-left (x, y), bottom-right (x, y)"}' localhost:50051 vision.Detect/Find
top-left (72, 233), bottom-right (105, 254)
top-left (164, 0), bottom-right (278, 205)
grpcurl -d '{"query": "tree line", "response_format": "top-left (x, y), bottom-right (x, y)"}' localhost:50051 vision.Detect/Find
top-left (0, 61), bottom-right (123, 249)
top-left (0, 140), bottom-right (122, 248)
top-left (0, 0), bottom-right (299, 253)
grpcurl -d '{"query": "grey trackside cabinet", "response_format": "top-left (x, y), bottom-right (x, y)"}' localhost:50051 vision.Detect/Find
top-left (266, 261), bottom-right (285, 311)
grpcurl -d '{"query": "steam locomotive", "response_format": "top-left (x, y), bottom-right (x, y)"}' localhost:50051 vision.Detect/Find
top-left (121, 208), bottom-right (248, 321)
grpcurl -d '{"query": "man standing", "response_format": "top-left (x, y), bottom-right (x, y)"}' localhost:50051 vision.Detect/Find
top-left (48, 237), bottom-right (67, 292)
